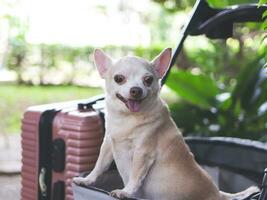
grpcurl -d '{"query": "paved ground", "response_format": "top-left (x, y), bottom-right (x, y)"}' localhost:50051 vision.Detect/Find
top-left (0, 134), bottom-right (21, 199)
top-left (0, 134), bottom-right (21, 173)
top-left (0, 175), bottom-right (21, 199)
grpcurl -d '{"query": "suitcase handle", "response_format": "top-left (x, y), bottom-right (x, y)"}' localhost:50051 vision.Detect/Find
top-left (78, 102), bottom-right (94, 110)
top-left (77, 97), bottom-right (105, 111)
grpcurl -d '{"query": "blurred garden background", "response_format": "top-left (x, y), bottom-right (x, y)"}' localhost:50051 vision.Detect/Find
top-left (1, 0), bottom-right (266, 141)
top-left (0, 0), bottom-right (266, 198)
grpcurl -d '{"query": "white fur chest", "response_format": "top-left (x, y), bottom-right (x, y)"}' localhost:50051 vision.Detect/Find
top-left (111, 137), bottom-right (134, 185)
top-left (105, 113), bottom-right (143, 185)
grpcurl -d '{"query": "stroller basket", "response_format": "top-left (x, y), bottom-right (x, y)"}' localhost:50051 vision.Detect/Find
top-left (72, 137), bottom-right (267, 200)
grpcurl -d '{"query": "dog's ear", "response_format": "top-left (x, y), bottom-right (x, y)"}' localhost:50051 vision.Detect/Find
top-left (151, 48), bottom-right (172, 78)
top-left (94, 49), bottom-right (112, 78)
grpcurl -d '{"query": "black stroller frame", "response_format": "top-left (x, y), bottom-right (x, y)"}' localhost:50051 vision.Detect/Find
top-left (73, 1), bottom-right (267, 199)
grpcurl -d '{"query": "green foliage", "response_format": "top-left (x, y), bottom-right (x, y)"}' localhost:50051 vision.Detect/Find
top-left (259, 0), bottom-right (267, 6)
top-left (7, 37), bottom-right (28, 70)
top-left (133, 45), bottom-right (165, 60)
top-left (263, 12), bottom-right (267, 30)
top-left (151, 0), bottom-right (259, 12)
top-left (259, 0), bottom-right (267, 30)
top-left (208, 0), bottom-right (258, 7)
top-left (6, 44), bottom-right (165, 85)
top-left (2, 0), bottom-right (266, 141)
top-left (167, 55), bottom-right (267, 141)
top-left (166, 70), bottom-right (219, 108)
top-left (164, 0), bottom-right (267, 140)
top-left (151, 0), bottom-right (195, 12)
top-left (5, 14), bottom-right (29, 83)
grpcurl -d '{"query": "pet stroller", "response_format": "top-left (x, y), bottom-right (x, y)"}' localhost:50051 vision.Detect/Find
top-left (72, 0), bottom-right (267, 199)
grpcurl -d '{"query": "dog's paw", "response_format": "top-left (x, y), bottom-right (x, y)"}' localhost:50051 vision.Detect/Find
top-left (110, 189), bottom-right (131, 199)
top-left (73, 176), bottom-right (95, 186)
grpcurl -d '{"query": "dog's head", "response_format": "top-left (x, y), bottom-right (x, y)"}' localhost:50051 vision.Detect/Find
top-left (94, 48), bottom-right (172, 113)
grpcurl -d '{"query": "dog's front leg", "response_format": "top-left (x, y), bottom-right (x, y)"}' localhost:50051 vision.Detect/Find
top-left (73, 136), bottom-right (113, 186)
top-left (111, 146), bottom-right (155, 199)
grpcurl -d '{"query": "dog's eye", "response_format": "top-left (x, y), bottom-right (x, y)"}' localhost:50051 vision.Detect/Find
top-left (114, 74), bottom-right (125, 84)
top-left (143, 76), bottom-right (153, 86)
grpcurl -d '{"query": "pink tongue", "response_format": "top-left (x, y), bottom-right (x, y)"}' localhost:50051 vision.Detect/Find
top-left (127, 100), bottom-right (141, 112)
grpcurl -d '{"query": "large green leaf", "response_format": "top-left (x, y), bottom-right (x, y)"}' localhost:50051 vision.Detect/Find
top-left (207, 0), bottom-right (228, 7)
top-left (166, 70), bottom-right (219, 109)
top-left (231, 61), bottom-right (259, 104)
top-left (259, 0), bottom-right (267, 6)
top-left (231, 57), bottom-right (267, 112)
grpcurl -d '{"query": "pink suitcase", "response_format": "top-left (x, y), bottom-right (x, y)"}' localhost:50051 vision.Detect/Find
top-left (21, 97), bottom-right (105, 200)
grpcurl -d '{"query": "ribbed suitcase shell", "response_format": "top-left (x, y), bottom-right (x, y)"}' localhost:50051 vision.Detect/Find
top-left (21, 100), bottom-right (104, 200)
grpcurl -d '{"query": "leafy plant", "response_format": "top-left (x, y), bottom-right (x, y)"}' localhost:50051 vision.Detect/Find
top-left (5, 14), bottom-right (29, 83)
top-left (208, 0), bottom-right (258, 7)
top-left (259, 0), bottom-right (267, 4)
top-left (259, 0), bottom-right (267, 30)
top-left (166, 54), bottom-right (267, 141)
top-left (151, 0), bottom-right (259, 12)
top-left (166, 70), bottom-right (219, 109)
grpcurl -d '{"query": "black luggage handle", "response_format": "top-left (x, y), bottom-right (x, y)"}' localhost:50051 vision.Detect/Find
top-left (77, 96), bottom-right (105, 111)
top-left (77, 96), bottom-right (106, 132)
top-left (161, 0), bottom-right (267, 85)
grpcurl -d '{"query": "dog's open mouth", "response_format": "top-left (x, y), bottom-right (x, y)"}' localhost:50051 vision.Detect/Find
top-left (116, 93), bottom-right (142, 112)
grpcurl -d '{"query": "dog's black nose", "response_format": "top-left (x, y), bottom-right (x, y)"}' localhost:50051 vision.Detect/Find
top-left (130, 87), bottom-right (143, 99)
